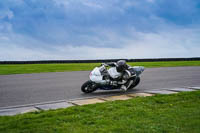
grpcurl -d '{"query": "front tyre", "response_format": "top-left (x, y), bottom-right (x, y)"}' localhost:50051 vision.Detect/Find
top-left (81, 80), bottom-right (97, 93)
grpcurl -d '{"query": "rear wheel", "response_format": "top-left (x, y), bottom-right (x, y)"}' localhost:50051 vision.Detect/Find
top-left (128, 77), bottom-right (140, 89)
top-left (81, 80), bottom-right (98, 93)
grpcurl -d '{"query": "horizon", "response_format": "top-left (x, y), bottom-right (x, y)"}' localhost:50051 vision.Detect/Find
top-left (1, 57), bottom-right (200, 62)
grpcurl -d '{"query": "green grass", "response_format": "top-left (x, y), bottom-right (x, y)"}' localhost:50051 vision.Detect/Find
top-left (0, 61), bottom-right (200, 75)
top-left (0, 91), bottom-right (200, 133)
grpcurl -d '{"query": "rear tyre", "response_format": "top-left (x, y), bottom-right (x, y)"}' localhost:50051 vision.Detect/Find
top-left (128, 77), bottom-right (140, 89)
top-left (81, 80), bottom-right (97, 93)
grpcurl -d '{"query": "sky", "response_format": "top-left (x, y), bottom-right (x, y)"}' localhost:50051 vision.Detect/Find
top-left (0, 0), bottom-right (200, 60)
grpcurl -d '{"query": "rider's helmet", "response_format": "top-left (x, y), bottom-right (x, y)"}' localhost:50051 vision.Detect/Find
top-left (116, 60), bottom-right (128, 72)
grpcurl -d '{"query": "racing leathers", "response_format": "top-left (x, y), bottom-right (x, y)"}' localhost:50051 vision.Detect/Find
top-left (101, 62), bottom-right (129, 91)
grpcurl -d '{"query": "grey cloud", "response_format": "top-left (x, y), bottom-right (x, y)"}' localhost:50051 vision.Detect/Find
top-left (1, 27), bottom-right (199, 60)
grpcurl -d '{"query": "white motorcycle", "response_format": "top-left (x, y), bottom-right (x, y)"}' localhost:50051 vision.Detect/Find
top-left (81, 63), bottom-right (144, 93)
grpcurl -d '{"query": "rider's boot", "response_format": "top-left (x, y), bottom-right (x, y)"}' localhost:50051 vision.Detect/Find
top-left (121, 85), bottom-right (127, 91)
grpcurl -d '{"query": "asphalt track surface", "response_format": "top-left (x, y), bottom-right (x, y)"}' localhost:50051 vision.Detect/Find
top-left (0, 67), bottom-right (200, 108)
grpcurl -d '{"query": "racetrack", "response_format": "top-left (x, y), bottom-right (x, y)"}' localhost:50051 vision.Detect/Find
top-left (0, 67), bottom-right (200, 108)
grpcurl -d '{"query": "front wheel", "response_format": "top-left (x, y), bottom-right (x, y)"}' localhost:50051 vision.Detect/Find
top-left (128, 77), bottom-right (140, 90)
top-left (81, 80), bottom-right (98, 93)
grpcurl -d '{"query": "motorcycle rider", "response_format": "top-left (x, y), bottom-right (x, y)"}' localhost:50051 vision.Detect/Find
top-left (101, 60), bottom-right (129, 91)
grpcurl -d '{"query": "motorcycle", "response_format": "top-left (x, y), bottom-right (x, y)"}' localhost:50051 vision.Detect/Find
top-left (81, 63), bottom-right (145, 93)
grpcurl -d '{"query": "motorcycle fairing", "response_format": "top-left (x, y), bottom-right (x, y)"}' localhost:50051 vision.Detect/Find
top-left (89, 67), bottom-right (104, 84)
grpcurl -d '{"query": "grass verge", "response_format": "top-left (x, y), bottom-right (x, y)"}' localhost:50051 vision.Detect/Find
top-left (0, 61), bottom-right (200, 75)
top-left (0, 91), bottom-right (200, 133)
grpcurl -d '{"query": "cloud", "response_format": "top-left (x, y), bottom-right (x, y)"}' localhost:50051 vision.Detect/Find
top-left (1, 27), bottom-right (199, 60)
top-left (0, 9), bottom-right (14, 20)
top-left (0, 0), bottom-right (200, 60)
